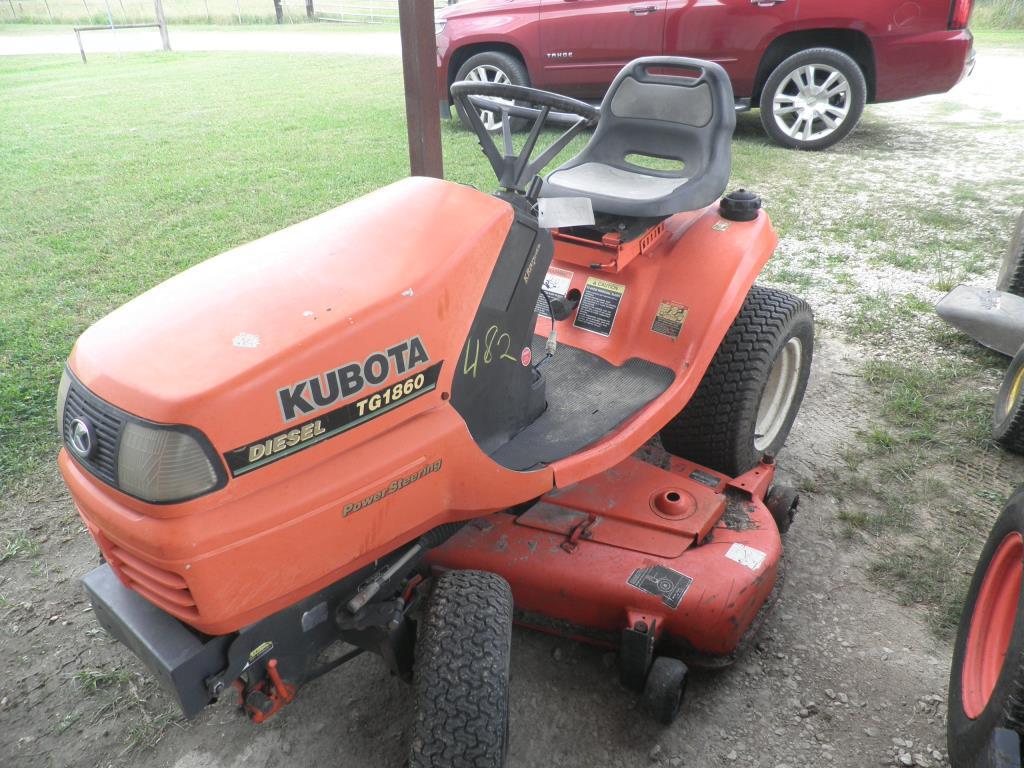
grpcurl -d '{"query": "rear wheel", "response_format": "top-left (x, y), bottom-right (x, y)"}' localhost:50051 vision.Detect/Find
top-left (996, 209), bottom-right (1024, 296)
top-left (759, 47), bottom-right (866, 150)
top-left (993, 345), bottom-right (1024, 456)
top-left (409, 570), bottom-right (513, 768)
top-left (454, 52), bottom-right (530, 133)
top-left (659, 285), bottom-right (814, 476)
top-left (948, 490), bottom-right (1024, 767)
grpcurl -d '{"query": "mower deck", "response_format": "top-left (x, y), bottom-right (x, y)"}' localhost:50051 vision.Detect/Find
top-left (427, 453), bottom-right (783, 664)
top-left (936, 284), bottom-right (1024, 357)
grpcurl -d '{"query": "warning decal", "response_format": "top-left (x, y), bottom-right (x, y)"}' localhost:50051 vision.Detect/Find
top-left (627, 565), bottom-right (693, 610)
top-left (574, 276), bottom-right (626, 336)
top-left (651, 300), bottom-right (688, 339)
top-left (535, 267), bottom-right (574, 318)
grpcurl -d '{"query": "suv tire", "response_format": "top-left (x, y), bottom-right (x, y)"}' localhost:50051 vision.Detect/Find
top-left (454, 51), bottom-right (531, 134)
top-left (759, 47), bottom-right (867, 150)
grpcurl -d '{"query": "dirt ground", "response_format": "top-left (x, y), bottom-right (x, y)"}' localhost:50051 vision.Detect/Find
top-left (3, 35), bottom-right (1024, 768)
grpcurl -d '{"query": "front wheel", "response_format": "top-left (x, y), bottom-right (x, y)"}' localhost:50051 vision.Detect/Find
top-left (454, 52), bottom-right (530, 134)
top-left (993, 344), bottom-right (1024, 455)
top-left (948, 490), bottom-right (1024, 767)
top-left (659, 285), bottom-right (814, 476)
top-left (996, 209), bottom-right (1024, 297)
top-left (409, 570), bottom-right (513, 768)
top-left (759, 47), bottom-right (867, 151)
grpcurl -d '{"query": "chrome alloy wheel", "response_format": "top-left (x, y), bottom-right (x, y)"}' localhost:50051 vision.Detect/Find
top-left (754, 337), bottom-right (804, 451)
top-left (771, 64), bottom-right (851, 143)
top-left (465, 64), bottom-right (514, 131)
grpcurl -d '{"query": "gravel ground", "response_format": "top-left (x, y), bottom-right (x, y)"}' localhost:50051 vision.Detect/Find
top-left (2, 33), bottom-right (1023, 768)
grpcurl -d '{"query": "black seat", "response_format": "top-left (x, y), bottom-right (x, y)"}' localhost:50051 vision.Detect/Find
top-left (541, 57), bottom-right (735, 219)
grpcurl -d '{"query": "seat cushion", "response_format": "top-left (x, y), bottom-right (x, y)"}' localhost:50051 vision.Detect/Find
top-left (546, 162), bottom-right (688, 202)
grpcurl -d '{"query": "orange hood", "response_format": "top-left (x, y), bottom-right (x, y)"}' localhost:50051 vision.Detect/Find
top-left (69, 176), bottom-right (514, 449)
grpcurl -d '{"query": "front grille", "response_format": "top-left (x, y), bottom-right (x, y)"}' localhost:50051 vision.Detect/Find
top-left (108, 545), bottom-right (199, 620)
top-left (62, 381), bottom-right (125, 487)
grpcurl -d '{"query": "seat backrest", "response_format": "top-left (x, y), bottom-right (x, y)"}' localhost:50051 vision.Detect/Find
top-left (558, 57), bottom-right (736, 218)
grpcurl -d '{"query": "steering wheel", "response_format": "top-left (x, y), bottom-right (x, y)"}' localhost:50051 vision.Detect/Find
top-left (451, 80), bottom-right (600, 194)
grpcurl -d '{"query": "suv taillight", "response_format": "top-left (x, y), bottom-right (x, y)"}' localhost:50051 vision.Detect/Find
top-left (950, 0), bottom-right (973, 29)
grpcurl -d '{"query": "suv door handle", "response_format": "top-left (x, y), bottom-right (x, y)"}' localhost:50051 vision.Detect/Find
top-left (750, 0), bottom-right (785, 6)
top-left (629, 5), bottom-right (658, 15)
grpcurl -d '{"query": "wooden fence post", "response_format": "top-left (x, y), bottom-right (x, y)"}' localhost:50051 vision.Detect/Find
top-left (398, 0), bottom-right (444, 178)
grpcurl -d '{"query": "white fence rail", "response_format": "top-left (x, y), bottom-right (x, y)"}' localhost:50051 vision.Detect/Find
top-left (1, 0), bottom-right (453, 23)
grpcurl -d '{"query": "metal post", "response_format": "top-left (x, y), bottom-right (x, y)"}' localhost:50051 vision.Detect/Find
top-left (398, 0), bottom-right (443, 178)
top-left (75, 27), bottom-right (87, 63)
top-left (273, 0), bottom-right (282, 23)
top-left (102, 0), bottom-right (118, 54)
top-left (305, 0), bottom-right (313, 19)
top-left (153, 0), bottom-right (171, 50)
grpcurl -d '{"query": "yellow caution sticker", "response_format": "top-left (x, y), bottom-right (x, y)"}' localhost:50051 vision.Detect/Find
top-left (574, 276), bottom-right (626, 336)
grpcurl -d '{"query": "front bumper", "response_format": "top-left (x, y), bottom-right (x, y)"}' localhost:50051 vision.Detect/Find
top-left (82, 554), bottom-right (379, 718)
top-left (82, 565), bottom-right (230, 718)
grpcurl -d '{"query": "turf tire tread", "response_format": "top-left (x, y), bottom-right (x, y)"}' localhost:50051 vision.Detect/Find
top-left (409, 570), bottom-right (513, 768)
top-left (659, 285), bottom-right (812, 476)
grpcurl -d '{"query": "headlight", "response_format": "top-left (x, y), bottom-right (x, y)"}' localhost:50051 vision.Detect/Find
top-left (434, 19), bottom-right (446, 35)
top-left (59, 366), bottom-right (225, 504)
top-left (117, 422), bottom-right (219, 503)
top-left (56, 370), bottom-right (71, 439)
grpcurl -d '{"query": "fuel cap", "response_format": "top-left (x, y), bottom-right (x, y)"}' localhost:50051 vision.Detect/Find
top-left (719, 189), bottom-right (762, 222)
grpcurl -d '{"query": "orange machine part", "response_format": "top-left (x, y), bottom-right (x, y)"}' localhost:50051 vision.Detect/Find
top-left (427, 458), bottom-right (780, 658)
top-left (61, 177), bottom-right (777, 637)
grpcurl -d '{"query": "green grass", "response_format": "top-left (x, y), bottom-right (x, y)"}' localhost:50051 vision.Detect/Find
top-left (974, 27), bottom-right (1024, 44)
top-left (74, 667), bottom-right (133, 693)
top-left (834, 355), bottom-right (1008, 636)
top-left (0, 530), bottom-right (41, 561)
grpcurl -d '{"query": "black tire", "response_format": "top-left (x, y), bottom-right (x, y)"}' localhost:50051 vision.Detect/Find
top-left (996, 209), bottom-right (1024, 297)
top-left (643, 656), bottom-right (688, 725)
top-left (948, 489), bottom-right (1024, 767)
top-left (453, 52), bottom-right (531, 134)
top-left (409, 570), bottom-right (513, 768)
top-left (758, 47), bottom-right (867, 150)
top-left (993, 344), bottom-right (1024, 455)
top-left (660, 285), bottom-right (814, 476)
top-left (765, 484), bottom-right (799, 535)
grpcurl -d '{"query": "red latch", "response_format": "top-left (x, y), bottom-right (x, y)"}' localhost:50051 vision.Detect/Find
top-left (561, 514), bottom-right (598, 553)
top-left (237, 658), bottom-right (297, 724)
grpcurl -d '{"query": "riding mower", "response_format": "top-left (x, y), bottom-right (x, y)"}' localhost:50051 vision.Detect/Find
top-left (60, 57), bottom-right (814, 765)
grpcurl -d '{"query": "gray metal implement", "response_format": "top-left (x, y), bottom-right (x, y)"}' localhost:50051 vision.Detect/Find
top-left (935, 285), bottom-right (1024, 357)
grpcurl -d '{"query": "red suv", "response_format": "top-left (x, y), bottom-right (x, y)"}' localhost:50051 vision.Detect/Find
top-left (435, 0), bottom-right (976, 150)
